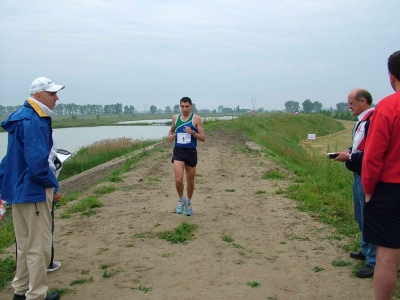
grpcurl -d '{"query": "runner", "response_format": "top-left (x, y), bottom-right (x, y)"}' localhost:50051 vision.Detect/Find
top-left (168, 97), bottom-right (206, 216)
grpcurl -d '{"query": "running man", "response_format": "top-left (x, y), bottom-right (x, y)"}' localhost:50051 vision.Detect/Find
top-left (168, 97), bottom-right (206, 216)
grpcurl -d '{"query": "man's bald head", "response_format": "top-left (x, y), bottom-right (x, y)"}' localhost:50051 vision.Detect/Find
top-left (347, 88), bottom-right (373, 116)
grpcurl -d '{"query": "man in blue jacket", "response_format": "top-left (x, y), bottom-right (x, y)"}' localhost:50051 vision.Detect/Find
top-left (0, 77), bottom-right (64, 300)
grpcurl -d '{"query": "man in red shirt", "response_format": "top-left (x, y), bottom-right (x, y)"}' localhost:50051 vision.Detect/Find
top-left (362, 50), bottom-right (400, 300)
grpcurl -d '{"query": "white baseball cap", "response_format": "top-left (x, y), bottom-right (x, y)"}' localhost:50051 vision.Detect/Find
top-left (29, 77), bottom-right (65, 95)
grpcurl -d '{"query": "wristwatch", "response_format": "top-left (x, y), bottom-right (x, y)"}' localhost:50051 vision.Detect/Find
top-left (191, 131), bottom-right (195, 135)
top-left (348, 154), bottom-right (352, 162)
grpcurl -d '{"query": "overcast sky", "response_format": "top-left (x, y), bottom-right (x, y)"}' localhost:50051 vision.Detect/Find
top-left (0, 0), bottom-right (399, 112)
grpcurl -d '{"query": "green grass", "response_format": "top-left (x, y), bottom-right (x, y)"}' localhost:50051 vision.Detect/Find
top-left (66, 196), bottom-right (103, 216)
top-left (57, 192), bottom-right (81, 207)
top-left (158, 222), bottom-right (198, 244)
top-left (221, 234), bottom-right (234, 243)
top-left (331, 259), bottom-right (352, 267)
top-left (0, 256), bottom-right (15, 290)
top-left (255, 190), bottom-right (266, 194)
top-left (312, 266), bottom-right (325, 272)
top-left (134, 232), bottom-right (155, 239)
top-left (58, 138), bottom-right (154, 181)
top-left (0, 215), bottom-right (14, 251)
top-left (94, 185), bottom-right (117, 195)
top-left (103, 269), bottom-right (120, 278)
top-left (132, 285), bottom-right (153, 294)
top-left (70, 277), bottom-right (93, 286)
top-left (246, 281), bottom-right (261, 288)
top-left (262, 169), bottom-right (285, 180)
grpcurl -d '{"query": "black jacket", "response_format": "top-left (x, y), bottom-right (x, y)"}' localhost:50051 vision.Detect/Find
top-left (345, 111), bottom-right (373, 176)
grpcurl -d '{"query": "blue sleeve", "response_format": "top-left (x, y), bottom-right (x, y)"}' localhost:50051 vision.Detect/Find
top-left (24, 119), bottom-right (58, 188)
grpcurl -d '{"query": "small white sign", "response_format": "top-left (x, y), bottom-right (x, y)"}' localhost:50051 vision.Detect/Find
top-left (308, 134), bottom-right (316, 140)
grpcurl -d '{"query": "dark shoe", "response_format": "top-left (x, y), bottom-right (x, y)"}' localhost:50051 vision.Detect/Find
top-left (45, 293), bottom-right (60, 300)
top-left (13, 294), bottom-right (26, 300)
top-left (356, 264), bottom-right (374, 278)
top-left (350, 251), bottom-right (366, 261)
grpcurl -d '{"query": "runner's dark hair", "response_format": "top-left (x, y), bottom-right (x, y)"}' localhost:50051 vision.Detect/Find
top-left (180, 97), bottom-right (192, 105)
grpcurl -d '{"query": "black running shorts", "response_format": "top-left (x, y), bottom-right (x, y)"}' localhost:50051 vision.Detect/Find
top-left (171, 147), bottom-right (197, 167)
top-left (363, 182), bottom-right (400, 249)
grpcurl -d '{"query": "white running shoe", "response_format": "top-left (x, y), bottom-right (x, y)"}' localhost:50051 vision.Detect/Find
top-left (185, 199), bottom-right (193, 216)
top-left (176, 197), bottom-right (185, 214)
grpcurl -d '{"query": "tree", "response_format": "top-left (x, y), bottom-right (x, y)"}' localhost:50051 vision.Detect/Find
top-left (284, 101), bottom-right (300, 113)
top-left (235, 105), bottom-right (240, 112)
top-left (104, 104), bottom-right (111, 114)
top-left (257, 107), bottom-right (265, 112)
top-left (218, 105), bottom-right (224, 113)
top-left (302, 99), bottom-right (313, 113)
top-left (113, 103), bottom-right (123, 114)
top-left (150, 105), bottom-right (157, 114)
top-left (165, 106), bottom-right (172, 114)
top-left (173, 104), bottom-right (180, 113)
top-left (313, 101), bottom-right (323, 113)
top-left (336, 102), bottom-right (348, 112)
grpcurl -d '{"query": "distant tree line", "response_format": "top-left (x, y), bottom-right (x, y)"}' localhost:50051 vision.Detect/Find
top-left (284, 100), bottom-right (356, 121)
top-left (0, 105), bottom-right (22, 116)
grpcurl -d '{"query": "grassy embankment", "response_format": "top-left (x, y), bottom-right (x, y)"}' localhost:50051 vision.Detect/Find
top-left (1, 113), bottom-right (398, 296)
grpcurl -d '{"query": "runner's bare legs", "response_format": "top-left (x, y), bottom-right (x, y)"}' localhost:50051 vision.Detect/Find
top-left (185, 165), bottom-right (196, 200)
top-left (173, 161), bottom-right (185, 198)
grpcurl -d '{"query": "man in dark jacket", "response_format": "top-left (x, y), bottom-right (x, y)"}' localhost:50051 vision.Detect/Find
top-left (333, 88), bottom-right (376, 278)
top-left (0, 77), bottom-right (64, 300)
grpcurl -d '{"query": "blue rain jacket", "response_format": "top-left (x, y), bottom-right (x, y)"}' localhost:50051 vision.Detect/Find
top-left (0, 99), bottom-right (58, 205)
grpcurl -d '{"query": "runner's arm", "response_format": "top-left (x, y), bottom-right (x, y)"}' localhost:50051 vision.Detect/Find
top-left (168, 115), bottom-right (177, 142)
top-left (192, 115), bottom-right (206, 142)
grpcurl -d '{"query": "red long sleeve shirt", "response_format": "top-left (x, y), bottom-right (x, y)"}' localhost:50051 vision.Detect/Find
top-left (362, 90), bottom-right (400, 194)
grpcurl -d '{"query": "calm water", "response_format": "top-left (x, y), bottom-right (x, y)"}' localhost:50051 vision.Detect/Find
top-left (0, 125), bottom-right (170, 158)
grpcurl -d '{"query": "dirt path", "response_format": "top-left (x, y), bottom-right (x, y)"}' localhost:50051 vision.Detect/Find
top-left (0, 129), bottom-right (373, 300)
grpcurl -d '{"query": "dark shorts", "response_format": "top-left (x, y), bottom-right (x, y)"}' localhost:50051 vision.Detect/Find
top-left (172, 147), bottom-right (197, 167)
top-left (363, 182), bottom-right (400, 249)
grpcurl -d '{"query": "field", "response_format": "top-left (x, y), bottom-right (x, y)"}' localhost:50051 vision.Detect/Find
top-left (0, 114), bottom-right (396, 299)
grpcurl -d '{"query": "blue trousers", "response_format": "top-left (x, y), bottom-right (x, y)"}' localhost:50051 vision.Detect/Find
top-left (352, 173), bottom-right (376, 266)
